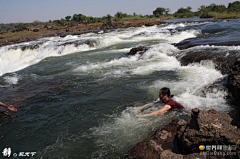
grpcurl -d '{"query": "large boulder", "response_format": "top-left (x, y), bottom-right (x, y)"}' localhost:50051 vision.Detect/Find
top-left (227, 57), bottom-right (240, 107)
top-left (128, 109), bottom-right (240, 159)
top-left (177, 49), bottom-right (238, 75)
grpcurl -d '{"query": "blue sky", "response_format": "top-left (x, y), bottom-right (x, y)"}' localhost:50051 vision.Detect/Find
top-left (0, 0), bottom-right (235, 24)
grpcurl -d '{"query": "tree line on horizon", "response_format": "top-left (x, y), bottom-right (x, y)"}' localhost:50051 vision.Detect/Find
top-left (153, 1), bottom-right (240, 18)
top-left (0, 1), bottom-right (240, 32)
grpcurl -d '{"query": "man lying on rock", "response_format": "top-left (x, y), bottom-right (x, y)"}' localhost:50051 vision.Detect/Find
top-left (136, 87), bottom-right (184, 117)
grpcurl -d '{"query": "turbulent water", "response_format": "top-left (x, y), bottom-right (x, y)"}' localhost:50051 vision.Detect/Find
top-left (0, 17), bottom-right (240, 158)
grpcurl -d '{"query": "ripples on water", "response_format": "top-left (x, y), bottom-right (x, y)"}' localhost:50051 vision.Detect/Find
top-left (0, 18), bottom-right (240, 158)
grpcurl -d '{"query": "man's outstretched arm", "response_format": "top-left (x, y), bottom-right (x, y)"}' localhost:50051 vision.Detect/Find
top-left (0, 102), bottom-right (17, 112)
top-left (136, 105), bottom-right (171, 117)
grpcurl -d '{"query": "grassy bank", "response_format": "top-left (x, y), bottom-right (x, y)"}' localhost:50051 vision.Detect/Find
top-left (207, 12), bottom-right (240, 19)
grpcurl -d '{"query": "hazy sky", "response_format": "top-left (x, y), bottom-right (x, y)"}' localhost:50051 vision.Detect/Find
top-left (0, 0), bottom-right (235, 24)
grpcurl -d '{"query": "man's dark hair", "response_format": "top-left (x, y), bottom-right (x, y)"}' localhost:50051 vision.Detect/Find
top-left (160, 87), bottom-right (173, 97)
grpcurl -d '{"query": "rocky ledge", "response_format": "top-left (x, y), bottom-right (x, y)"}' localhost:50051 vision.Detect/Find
top-left (227, 57), bottom-right (240, 107)
top-left (128, 108), bottom-right (240, 159)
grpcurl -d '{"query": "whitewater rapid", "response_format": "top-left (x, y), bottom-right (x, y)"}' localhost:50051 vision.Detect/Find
top-left (0, 23), bottom-right (200, 76)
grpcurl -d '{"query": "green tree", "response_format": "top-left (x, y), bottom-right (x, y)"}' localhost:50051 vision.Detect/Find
top-left (198, 3), bottom-right (228, 18)
top-left (14, 23), bottom-right (27, 31)
top-left (115, 12), bottom-right (124, 19)
top-left (174, 6), bottom-right (194, 18)
top-left (106, 14), bottom-right (112, 22)
top-left (228, 1), bottom-right (240, 12)
top-left (53, 20), bottom-right (63, 25)
top-left (175, 6), bottom-right (192, 14)
top-left (165, 8), bottom-right (170, 15)
top-left (153, 7), bottom-right (166, 16)
top-left (213, 5), bottom-right (226, 12)
top-left (71, 14), bottom-right (86, 22)
top-left (65, 16), bottom-right (71, 21)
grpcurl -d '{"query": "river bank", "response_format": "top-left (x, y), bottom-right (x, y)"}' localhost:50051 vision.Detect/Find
top-left (0, 19), bottom-right (165, 47)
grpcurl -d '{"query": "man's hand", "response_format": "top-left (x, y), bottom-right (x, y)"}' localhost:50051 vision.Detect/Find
top-left (7, 105), bottom-right (17, 112)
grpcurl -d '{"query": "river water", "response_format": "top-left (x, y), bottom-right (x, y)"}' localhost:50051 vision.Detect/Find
top-left (0, 17), bottom-right (240, 158)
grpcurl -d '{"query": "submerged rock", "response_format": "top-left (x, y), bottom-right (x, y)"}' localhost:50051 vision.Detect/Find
top-left (59, 39), bottom-right (97, 48)
top-left (127, 46), bottom-right (149, 56)
top-left (227, 57), bottom-right (240, 107)
top-left (128, 109), bottom-right (240, 159)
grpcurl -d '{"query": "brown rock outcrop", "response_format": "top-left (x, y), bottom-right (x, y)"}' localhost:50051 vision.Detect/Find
top-left (178, 108), bottom-right (240, 154)
top-left (128, 120), bottom-right (179, 159)
top-left (128, 109), bottom-right (240, 159)
top-left (177, 49), bottom-right (238, 75)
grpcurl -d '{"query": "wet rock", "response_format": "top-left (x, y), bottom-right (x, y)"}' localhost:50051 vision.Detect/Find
top-left (59, 30), bottom-right (100, 38)
top-left (160, 150), bottom-right (207, 159)
top-left (59, 39), bottom-right (97, 48)
top-left (227, 57), bottom-right (240, 107)
top-left (128, 109), bottom-right (240, 159)
top-left (178, 109), bottom-right (240, 153)
top-left (127, 46), bottom-right (149, 56)
top-left (20, 43), bottom-right (41, 51)
top-left (128, 119), bottom-right (179, 159)
top-left (177, 49), bottom-right (239, 74)
top-left (174, 37), bottom-right (240, 50)
top-left (160, 150), bottom-right (183, 159)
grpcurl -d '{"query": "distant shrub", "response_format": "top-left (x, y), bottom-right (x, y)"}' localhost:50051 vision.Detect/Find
top-left (174, 7), bottom-right (194, 18)
top-left (14, 24), bottom-right (28, 31)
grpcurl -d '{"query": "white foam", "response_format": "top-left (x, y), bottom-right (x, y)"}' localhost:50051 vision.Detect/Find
top-left (146, 60), bottom-right (230, 112)
top-left (0, 22), bottom-right (201, 76)
top-left (73, 43), bottom-right (181, 77)
top-left (162, 21), bottom-right (211, 30)
top-left (3, 74), bottom-right (20, 85)
top-left (0, 39), bottom-right (96, 76)
top-left (91, 107), bottom-right (177, 156)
